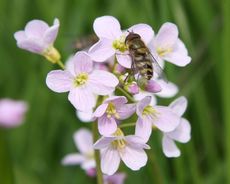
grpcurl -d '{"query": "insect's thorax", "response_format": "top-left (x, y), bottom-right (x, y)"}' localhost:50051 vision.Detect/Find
top-left (127, 38), bottom-right (153, 80)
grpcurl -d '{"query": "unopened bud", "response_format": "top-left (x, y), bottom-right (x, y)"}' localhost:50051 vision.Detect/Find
top-left (144, 80), bottom-right (161, 93)
top-left (124, 82), bottom-right (139, 95)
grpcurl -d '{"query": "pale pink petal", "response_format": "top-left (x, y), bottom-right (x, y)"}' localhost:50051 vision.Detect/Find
top-left (136, 96), bottom-right (151, 117)
top-left (43, 18), bottom-right (59, 44)
top-left (120, 145), bottom-right (147, 170)
top-left (61, 153), bottom-right (85, 165)
top-left (104, 96), bottom-right (127, 106)
top-left (68, 87), bottom-right (96, 111)
top-left (117, 104), bottom-right (136, 120)
top-left (163, 51), bottom-right (191, 67)
top-left (0, 99), bottom-right (28, 128)
top-left (46, 70), bottom-right (73, 93)
top-left (101, 147), bottom-right (120, 175)
top-left (128, 24), bottom-right (154, 44)
top-left (169, 96), bottom-right (187, 116)
top-left (93, 103), bottom-right (108, 117)
top-left (25, 20), bottom-right (49, 38)
top-left (154, 22), bottom-right (178, 49)
top-left (76, 110), bottom-right (93, 122)
top-left (145, 80), bottom-right (162, 93)
top-left (17, 39), bottom-right (45, 54)
top-left (167, 118), bottom-right (191, 143)
top-left (72, 52), bottom-right (93, 74)
top-left (155, 80), bottom-right (178, 98)
top-left (116, 53), bottom-right (132, 68)
top-left (98, 116), bottom-right (117, 136)
top-left (94, 137), bottom-right (116, 149)
top-left (14, 31), bottom-right (27, 42)
top-left (89, 38), bottom-right (115, 62)
top-left (154, 106), bottom-right (181, 132)
top-left (162, 135), bottom-right (180, 157)
top-left (125, 135), bottom-right (150, 149)
top-left (81, 159), bottom-right (96, 170)
top-left (88, 70), bottom-right (119, 95)
top-left (93, 16), bottom-right (122, 39)
top-left (134, 91), bottom-right (157, 106)
top-left (135, 117), bottom-right (152, 143)
top-left (104, 173), bottom-right (126, 184)
top-left (73, 128), bottom-right (93, 154)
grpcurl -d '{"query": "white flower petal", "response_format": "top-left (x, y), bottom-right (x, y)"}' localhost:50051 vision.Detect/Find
top-left (81, 159), bottom-right (96, 170)
top-left (136, 96), bottom-right (151, 117)
top-left (43, 18), bottom-right (60, 44)
top-left (154, 22), bottom-right (178, 49)
top-left (162, 135), bottom-right (180, 157)
top-left (89, 38), bottom-right (115, 62)
top-left (154, 106), bottom-right (180, 132)
top-left (163, 52), bottom-right (191, 67)
top-left (104, 96), bottom-right (127, 106)
top-left (93, 16), bottom-right (122, 39)
top-left (76, 110), bottom-right (93, 122)
top-left (125, 135), bottom-right (150, 149)
top-left (116, 52), bottom-right (132, 68)
top-left (101, 147), bottom-right (121, 175)
top-left (73, 128), bottom-right (93, 154)
top-left (155, 80), bottom-right (178, 98)
top-left (17, 39), bottom-right (45, 54)
top-left (117, 104), bottom-right (136, 120)
top-left (14, 31), bottom-right (27, 42)
top-left (72, 51), bottom-right (93, 74)
top-left (169, 96), bottom-right (187, 116)
top-left (68, 87), bottom-right (96, 111)
top-left (135, 117), bottom-right (152, 143)
top-left (134, 92), bottom-right (157, 106)
top-left (88, 70), bottom-right (119, 95)
top-left (98, 116), bottom-right (117, 136)
top-left (120, 145), bottom-right (147, 170)
top-left (167, 118), bottom-right (191, 143)
top-left (93, 103), bottom-right (108, 117)
top-left (61, 153), bottom-right (85, 165)
top-left (128, 23), bottom-right (154, 44)
top-left (25, 20), bottom-right (49, 38)
top-left (94, 137), bottom-right (116, 149)
top-left (46, 70), bottom-right (73, 93)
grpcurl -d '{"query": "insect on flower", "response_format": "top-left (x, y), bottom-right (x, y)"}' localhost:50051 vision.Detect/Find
top-left (124, 31), bottom-right (167, 86)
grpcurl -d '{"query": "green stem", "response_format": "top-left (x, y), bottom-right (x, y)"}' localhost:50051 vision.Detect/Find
top-left (92, 123), bottom-right (104, 184)
top-left (92, 96), bottom-right (104, 184)
top-left (117, 86), bottom-right (136, 103)
top-left (119, 122), bottom-right (136, 128)
top-left (56, 60), bottom-right (65, 70)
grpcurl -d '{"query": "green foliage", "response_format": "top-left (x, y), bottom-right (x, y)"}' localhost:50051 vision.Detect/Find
top-left (0, 0), bottom-right (227, 183)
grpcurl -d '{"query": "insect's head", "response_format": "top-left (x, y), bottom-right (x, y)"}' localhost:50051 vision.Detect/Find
top-left (125, 30), bottom-right (141, 44)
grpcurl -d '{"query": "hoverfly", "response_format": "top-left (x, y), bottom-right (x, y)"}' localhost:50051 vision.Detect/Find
top-left (124, 31), bottom-right (167, 84)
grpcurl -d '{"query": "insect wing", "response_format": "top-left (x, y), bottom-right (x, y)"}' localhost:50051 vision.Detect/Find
top-left (149, 52), bottom-right (168, 82)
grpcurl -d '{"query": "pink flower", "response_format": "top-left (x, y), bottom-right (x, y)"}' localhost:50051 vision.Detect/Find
top-left (104, 173), bottom-right (126, 184)
top-left (89, 16), bottom-right (154, 68)
top-left (162, 97), bottom-right (191, 157)
top-left (135, 96), bottom-right (181, 142)
top-left (94, 128), bottom-right (150, 175)
top-left (76, 110), bottom-right (93, 122)
top-left (62, 129), bottom-right (96, 171)
top-left (151, 22), bottom-right (191, 67)
top-left (124, 82), bottom-right (139, 95)
top-left (46, 51), bottom-right (119, 111)
top-left (14, 18), bottom-right (60, 63)
top-left (0, 99), bottom-right (28, 128)
top-left (93, 96), bottom-right (136, 136)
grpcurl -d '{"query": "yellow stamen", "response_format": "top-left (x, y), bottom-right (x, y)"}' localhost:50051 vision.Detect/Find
top-left (112, 35), bottom-right (128, 52)
top-left (106, 102), bottom-right (120, 119)
top-left (111, 128), bottom-right (126, 149)
top-left (73, 73), bottom-right (88, 86)
top-left (157, 47), bottom-right (172, 57)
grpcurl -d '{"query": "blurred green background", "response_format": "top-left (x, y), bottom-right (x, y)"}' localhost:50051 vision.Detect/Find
top-left (0, 0), bottom-right (229, 183)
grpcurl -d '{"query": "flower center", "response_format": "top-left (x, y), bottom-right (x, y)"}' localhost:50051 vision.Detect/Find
top-left (112, 35), bottom-right (128, 52)
top-left (106, 102), bottom-right (120, 119)
top-left (142, 105), bottom-right (158, 118)
top-left (85, 151), bottom-right (94, 160)
top-left (111, 128), bottom-right (126, 149)
top-left (156, 47), bottom-right (172, 57)
top-left (74, 72), bottom-right (88, 86)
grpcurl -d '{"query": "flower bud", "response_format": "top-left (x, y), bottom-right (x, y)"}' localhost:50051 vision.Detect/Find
top-left (124, 82), bottom-right (139, 95)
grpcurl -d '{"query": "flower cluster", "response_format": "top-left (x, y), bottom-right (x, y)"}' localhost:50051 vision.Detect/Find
top-left (14, 15), bottom-right (191, 181)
